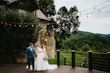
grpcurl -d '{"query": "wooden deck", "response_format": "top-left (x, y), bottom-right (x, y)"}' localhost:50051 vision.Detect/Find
top-left (0, 64), bottom-right (108, 73)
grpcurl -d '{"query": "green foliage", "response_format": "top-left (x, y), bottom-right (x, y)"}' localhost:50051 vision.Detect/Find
top-left (81, 44), bottom-right (90, 51)
top-left (56, 6), bottom-right (80, 40)
top-left (56, 31), bottom-right (110, 52)
top-left (49, 52), bottom-right (87, 67)
top-left (0, 9), bottom-right (38, 23)
top-left (39, 0), bottom-right (56, 16)
top-left (38, 0), bottom-right (56, 31)
top-left (0, 9), bottom-right (39, 51)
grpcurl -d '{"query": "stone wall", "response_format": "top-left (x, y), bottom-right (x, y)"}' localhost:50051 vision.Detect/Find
top-left (35, 22), bottom-right (56, 59)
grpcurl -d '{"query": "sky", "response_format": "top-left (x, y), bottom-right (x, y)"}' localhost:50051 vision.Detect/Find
top-left (54, 0), bottom-right (110, 34)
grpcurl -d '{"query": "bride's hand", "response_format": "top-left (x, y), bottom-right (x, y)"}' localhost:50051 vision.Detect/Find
top-left (35, 57), bottom-right (37, 60)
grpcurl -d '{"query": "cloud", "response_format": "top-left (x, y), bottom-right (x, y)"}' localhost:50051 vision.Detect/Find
top-left (54, 0), bottom-right (110, 34)
top-left (79, 16), bottom-right (110, 34)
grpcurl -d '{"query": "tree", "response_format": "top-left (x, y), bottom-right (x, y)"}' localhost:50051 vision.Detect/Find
top-left (56, 6), bottom-right (80, 39)
top-left (0, 9), bottom-right (39, 51)
top-left (38, 0), bottom-right (56, 29)
top-left (39, 0), bottom-right (56, 17)
top-left (81, 44), bottom-right (90, 51)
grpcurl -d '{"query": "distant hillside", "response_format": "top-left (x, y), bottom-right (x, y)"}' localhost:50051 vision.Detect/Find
top-left (95, 33), bottom-right (109, 37)
top-left (70, 31), bottom-right (94, 39)
top-left (70, 31), bottom-right (109, 39)
top-left (57, 31), bottom-right (110, 52)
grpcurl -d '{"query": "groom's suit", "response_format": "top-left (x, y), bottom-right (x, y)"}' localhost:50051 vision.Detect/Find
top-left (26, 47), bottom-right (37, 70)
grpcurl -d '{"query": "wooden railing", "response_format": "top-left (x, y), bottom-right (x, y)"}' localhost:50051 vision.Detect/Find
top-left (0, 50), bottom-right (110, 73)
top-left (88, 51), bottom-right (110, 73)
top-left (57, 50), bottom-right (86, 68)
top-left (57, 50), bottom-right (110, 73)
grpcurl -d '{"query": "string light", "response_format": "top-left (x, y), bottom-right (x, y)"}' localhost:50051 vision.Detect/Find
top-left (79, 0), bottom-right (110, 18)
top-left (27, 23), bottom-right (30, 25)
top-left (86, 14), bottom-right (88, 18)
top-left (14, 25), bottom-right (16, 27)
top-left (0, 21), bottom-right (38, 28)
top-left (19, 25), bottom-right (21, 27)
top-left (99, 9), bottom-right (101, 12)
top-left (36, 25), bottom-right (38, 27)
top-left (5, 23), bottom-right (7, 26)
top-left (85, 5), bottom-right (110, 15)
top-left (1, 22), bottom-right (3, 24)
top-left (93, 6), bottom-right (95, 10)
top-left (25, 25), bottom-right (27, 27)
top-left (31, 25), bottom-right (34, 27)
top-left (80, 0), bottom-right (110, 13)
top-left (9, 24), bottom-right (11, 26)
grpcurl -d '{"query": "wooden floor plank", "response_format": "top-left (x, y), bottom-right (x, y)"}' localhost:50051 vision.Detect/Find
top-left (0, 64), bottom-right (108, 73)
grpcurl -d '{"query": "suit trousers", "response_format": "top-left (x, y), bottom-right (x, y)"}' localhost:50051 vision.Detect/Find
top-left (27, 57), bottom-right (34, 70)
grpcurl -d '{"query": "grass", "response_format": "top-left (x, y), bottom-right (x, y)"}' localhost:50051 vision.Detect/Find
top-left (48, 52), bottom-right (88, 67)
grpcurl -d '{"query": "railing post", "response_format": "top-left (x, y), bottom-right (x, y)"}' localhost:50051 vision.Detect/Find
top-left (107, 52), bottom-right (110, 73)
top-left (57, 49), bottom-right (60, 67)
top-left (72, 50), bottom-right (75, 68)
top-left (88, 51), bottom-right (93, 71)
top-left (64, 56), bottom-right (66, 65)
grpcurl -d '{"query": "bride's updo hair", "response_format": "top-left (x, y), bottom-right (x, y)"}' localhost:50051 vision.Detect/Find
top-left (40, 43), bottom-right (44, 49)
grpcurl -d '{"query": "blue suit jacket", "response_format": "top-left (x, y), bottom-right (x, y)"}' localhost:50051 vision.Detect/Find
top-left (26, 47), bottom-right (37, 58)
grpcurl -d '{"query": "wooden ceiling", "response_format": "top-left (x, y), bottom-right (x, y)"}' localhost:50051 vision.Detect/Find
top-left (0, 0), bottom-right (39, 12)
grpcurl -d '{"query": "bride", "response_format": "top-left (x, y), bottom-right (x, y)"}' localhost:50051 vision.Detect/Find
top-left (26, 43), bottom-right (57, 71)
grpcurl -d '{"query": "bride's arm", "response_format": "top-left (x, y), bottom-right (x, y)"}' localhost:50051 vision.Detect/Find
top-left (43, 45), bottom-right (47, 54)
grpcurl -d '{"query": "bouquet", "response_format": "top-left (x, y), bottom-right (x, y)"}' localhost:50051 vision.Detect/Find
top-left (43, 55), bottom-right (48, 60)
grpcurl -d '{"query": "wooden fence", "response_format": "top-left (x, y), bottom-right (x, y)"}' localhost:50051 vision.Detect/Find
top-left (57, 50), bottom-right (110, 73)
top-left (0, 50), bottom-right (110, 73)
top-left (88, 51), bottom-right (110, 73)
top-left (57, 50), bottom-right (85, 68)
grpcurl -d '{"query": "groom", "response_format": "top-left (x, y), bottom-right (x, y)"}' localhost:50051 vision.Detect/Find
top-left (26, 43), bottom-right (37, 71)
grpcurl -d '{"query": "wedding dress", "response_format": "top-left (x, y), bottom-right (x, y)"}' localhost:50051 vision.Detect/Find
top-left (26, 46), bottom-right (57, 71)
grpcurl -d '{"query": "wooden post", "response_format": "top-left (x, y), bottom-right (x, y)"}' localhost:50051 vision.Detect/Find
top-left (64, 56), bottom-right (66, 65)
top-left (57, 49), bottom-right (60, 67)
top-left (88, 51), bottom-right (93, 71)
top-left (107, 52), bottom-right (110, 73)
top-left (72, 50), bottom-right (75, 68)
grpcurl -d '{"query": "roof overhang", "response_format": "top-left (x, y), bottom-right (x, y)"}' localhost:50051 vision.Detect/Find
top-left (0, 0), bottom-right (8, 5)
top-left (0, 0), bottom-right (49, 21)
top-left (36, 9), bottom-right (49, 21)
top-left (1, 0), bottom-right (39, 12)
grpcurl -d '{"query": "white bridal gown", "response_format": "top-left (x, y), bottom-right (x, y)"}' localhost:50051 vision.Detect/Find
top-left (26, 47), bottom-right (57, 71)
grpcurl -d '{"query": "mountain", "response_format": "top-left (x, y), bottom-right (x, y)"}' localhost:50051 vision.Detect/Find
top-left (70, 31), bottom-right (109, 39)
top-left (95, 33), bottom-right (109, 37)
top-left (70, 31), bottom-right (93, 39)
top-left (57, 31), bottom-right (110, 52)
